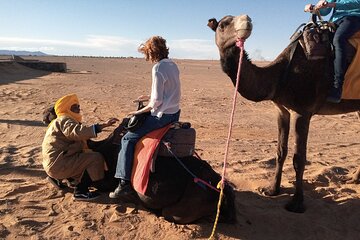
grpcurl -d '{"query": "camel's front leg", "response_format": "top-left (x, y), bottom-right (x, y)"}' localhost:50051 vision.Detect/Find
top-left (285, 112), bottom-right (311, 213)
top-left (262, 104), bottom-right (290, 196)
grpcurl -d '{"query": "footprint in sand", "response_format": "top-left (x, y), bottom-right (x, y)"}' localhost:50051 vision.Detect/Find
top-left (3, 184), bottom-right (41, 198)
top-left (0, 178), bottom-right (26, 184)
top-left (311, 166), bottom-right (349, 187)
top-left (16, 219), bottom-right (52, 233)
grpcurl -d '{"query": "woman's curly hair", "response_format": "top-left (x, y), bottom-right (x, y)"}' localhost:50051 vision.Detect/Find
top-left (138, 36), bottom-right (169, 62)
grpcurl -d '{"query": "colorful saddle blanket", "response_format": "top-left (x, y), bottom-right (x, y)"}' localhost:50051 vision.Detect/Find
top-left (130, 124), bottom-right (172, 194)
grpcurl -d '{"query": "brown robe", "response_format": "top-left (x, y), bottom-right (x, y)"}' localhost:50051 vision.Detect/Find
top-left (42, 116), bottom-right (104, 183)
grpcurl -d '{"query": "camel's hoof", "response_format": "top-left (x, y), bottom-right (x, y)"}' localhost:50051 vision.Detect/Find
top-left (258, 186), bottom-right (279, 196)
top-left (257, 187), bottom-right (280, 197)
top-left (285, 199), bottom-right (305, 213)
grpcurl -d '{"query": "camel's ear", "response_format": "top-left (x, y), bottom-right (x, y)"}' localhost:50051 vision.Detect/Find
top-left (207, 18), bottom-right (218, 32)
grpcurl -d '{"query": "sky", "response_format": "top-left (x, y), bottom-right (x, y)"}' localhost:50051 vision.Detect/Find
top-left (0, 0), bottom-right (325, 61)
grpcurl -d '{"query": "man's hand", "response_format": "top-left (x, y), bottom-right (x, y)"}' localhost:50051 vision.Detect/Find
top-left (106, 118), bottom-right (119, 126)
top-left (101, 118), bottom-right (119, 129)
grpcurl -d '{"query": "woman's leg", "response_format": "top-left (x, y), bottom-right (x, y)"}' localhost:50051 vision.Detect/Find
top-left (114, 131), bottom-right (142, 180)
top-left (110, 111), bottom-right (180, 197)
top-left (115, 110), bottom-right (180, 180)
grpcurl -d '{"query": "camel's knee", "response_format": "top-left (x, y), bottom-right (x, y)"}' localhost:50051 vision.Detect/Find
top-left (276, 147), bottom-right (288, 163)
top-left (162, 199), bottom-right (217, 224)
top-left (293, 154), bottom-right (306, 172)
top-left (162, 206), bottom-right (199, 224)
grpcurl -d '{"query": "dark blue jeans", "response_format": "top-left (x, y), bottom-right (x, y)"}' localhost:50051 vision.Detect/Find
top-left (115, 110), bottom-right (180, 180)
top-left (333, 15), bottom-right (360, 88)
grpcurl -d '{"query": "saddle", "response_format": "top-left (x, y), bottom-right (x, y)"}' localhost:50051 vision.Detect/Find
top-left (291, 14), bottom-right (360, 100)
top-left (131, 122), bottom-right (196, 194)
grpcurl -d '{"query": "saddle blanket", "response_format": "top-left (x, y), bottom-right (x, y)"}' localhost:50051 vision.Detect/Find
top-left (131, 124), bottom-right (172, 194)
top-left (343, 31), bottom-right (360, 100)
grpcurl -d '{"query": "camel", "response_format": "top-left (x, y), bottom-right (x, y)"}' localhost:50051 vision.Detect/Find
top-left (208, 15), bottom-right (360, 213)
top-left (43, 107), bottom-right (236, 224)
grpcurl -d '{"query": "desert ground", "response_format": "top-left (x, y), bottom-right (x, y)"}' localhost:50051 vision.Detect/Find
top-left (0, 56), bottom-right (359, 240)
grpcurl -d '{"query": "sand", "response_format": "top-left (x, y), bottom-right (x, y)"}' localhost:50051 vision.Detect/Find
top-left (0, 56), bottom-right (359, 239)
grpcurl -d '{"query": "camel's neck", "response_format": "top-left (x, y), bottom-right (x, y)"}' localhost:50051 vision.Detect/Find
top-left (220, 46), bottom-right (285, 102)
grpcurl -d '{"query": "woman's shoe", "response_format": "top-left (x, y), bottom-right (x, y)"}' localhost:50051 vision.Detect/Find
top-left (109, 180), bottom-right (133, 199)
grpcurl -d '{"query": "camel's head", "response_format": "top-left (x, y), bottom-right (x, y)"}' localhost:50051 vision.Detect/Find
top-left (42, 106), bottom-right (57, 125)
top-left (208, 15), bottom-right (252, 51)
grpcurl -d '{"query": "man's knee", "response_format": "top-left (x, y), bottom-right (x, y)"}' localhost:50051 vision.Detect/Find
top-left (91, 152), bottom-right (105, 164)
top-left (86, 153), bottom-right (105, 181)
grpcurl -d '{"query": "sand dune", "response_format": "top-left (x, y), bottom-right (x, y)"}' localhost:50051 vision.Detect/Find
top-left (0, 56), bottom-right (359, 239)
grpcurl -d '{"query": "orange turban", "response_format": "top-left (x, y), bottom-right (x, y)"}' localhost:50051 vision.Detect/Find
top-left (54, 93), bottom-right (82, 122)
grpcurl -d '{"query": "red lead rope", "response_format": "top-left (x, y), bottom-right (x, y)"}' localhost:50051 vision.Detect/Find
top-left (220, 38), bottom-right (245, 188)
top-left (209, 38), bottom-right (245, 240)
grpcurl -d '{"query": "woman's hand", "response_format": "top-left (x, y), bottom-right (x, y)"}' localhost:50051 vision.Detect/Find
top-left (127, 105), bottom-right (152, 117)
top-left (315, 0), bottom-right (335, 9)
top-left (315, 0), bottom-right (328, 9)
top-left (305, 1), bottom-right (335, 12)
top-left (127, 111), bottom-right (138, 117)
top-left (304, 4), bottom-right (314, 12)
top-left (134, 95), bottom-right (150, 103)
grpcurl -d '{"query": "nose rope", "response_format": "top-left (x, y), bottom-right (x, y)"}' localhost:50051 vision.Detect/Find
top-left (209, 38), bottom-right (245, 240)
top-left (236, 38), bottom-right (245, 48)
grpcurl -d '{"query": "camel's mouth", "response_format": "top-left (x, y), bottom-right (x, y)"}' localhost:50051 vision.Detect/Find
top-left (234, 15), bottom-right (253, 40)
top-left (212, 14), bottom-right (253, 51)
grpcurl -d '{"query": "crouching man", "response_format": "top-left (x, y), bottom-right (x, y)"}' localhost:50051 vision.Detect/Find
top-left (42, 93), bottom-right (118, 201)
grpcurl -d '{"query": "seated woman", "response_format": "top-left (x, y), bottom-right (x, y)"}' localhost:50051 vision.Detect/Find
top-left (42, 93), bottom-right (118, 201)
top-left (109, 36), bottom-right (181, 198)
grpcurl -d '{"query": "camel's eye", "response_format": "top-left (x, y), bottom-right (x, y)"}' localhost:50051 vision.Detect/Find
top-left (218, 20), bottom-right (230, 32)
top-left (218, 22), bottom-right (225, 31)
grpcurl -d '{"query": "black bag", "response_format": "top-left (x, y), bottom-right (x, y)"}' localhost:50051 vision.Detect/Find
top-left (157, 122), bottom-right (196, 158)
top-left (300, 22), bottom-right (332, 60)
top-left (125, 101), bottom-right (150, 132)
top-left (291, 13), bottom-right (334, 60)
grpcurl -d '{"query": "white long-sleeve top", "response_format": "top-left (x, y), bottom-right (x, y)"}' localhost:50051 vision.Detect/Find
top-left (148, 58), bottom-right (181, 118)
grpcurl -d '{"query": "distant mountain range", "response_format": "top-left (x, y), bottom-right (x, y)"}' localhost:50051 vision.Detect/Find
top-left (0, 50), bottom-right (48, 56)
